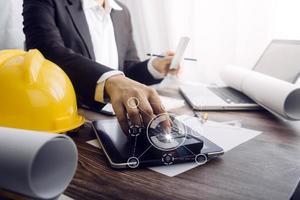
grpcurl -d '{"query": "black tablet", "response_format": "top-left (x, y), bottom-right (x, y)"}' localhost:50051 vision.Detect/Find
top-left (92, 116), bottom-right (224, 169)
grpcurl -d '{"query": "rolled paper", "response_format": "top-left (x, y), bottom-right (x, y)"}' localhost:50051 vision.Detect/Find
top-left (221, 65), bottom-right (300, 120)
top-left (0, 127), bottom-right (78, 199)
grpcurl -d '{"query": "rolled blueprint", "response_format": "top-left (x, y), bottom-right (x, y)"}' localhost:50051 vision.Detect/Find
top-left (0, 127), bottom-right (78, 199)
top-left (220, 65), bottom-right (300, 120)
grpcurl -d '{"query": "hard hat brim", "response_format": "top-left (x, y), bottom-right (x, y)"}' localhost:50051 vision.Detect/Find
top-left (52, 116), bottom-right (85, 134)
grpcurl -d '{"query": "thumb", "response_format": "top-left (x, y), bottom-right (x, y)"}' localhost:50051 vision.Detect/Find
top-left (165, 51), bottom-right (175, 56)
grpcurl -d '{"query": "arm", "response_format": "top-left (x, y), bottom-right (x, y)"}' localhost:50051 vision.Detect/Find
top-left (23, 0), bottom-right (113, 107)
top-left (121, 6), bottom-right (163, 85)
top-left (23, 0), bottom-right (170, 133)
top-left (121, 5), bottom-right (179, 85)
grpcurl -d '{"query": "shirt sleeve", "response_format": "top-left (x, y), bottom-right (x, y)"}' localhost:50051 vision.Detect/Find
top-left (147, 57), bottom-right (165, 79)
top-left (94, 70), bottom-right (124, 103)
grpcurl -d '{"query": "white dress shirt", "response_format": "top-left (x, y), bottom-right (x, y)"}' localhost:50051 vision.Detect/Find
top-left (82, 0), bottom-right (164, 103)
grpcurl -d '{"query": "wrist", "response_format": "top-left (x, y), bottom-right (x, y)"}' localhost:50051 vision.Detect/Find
top-left (148, 58), bottom-right (165, 79)
top-left (104, 74), bottom-right (125, 97)
top-left (152, 58), bottom-right (169, 76)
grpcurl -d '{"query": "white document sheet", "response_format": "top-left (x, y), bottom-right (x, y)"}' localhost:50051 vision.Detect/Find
top-left (149, 115), bottom-right (261, 176)
top-left (159, 95), bottom-right (185, 111)
top-left (87, 115), bottom-right (261, 177)
top-left (87, 139), bottom-right (101, 147)
top-left (58, 195), bottom-right (74, 200)
top-left (221, 65), bottom-right (300, 120)
top-left (176, 115), bottom-right (261, 152)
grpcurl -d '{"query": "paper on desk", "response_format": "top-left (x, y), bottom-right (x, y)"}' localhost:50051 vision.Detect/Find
top-left (87, 139), bottom-right (101, 148)
top-left (149, 161), bottom-right (199, 177)
top-left (58, 194), bottom-right (74, 200)
top-left (221, 65), bottom-right (300, 120)
top-left (175, 115), bottom-right (261, 152)
top-left (160, 95), bottom-right (185, 111)
top-left (87, 115), bottom-right (261, 177)
top-left (149, 115), bottom-right (261, 176)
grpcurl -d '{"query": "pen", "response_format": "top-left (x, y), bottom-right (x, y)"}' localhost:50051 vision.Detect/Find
top-left (146, 53), bottom-right (198, 62)
top-left (193, 110), bottom-right (208, 124)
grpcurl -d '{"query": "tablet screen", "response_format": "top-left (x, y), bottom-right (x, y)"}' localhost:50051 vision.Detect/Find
top-left (92, 118), bottom-right (223, 169)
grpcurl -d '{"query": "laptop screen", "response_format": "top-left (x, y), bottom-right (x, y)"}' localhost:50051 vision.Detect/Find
top-left (253, 40), bottom-right (300, 83)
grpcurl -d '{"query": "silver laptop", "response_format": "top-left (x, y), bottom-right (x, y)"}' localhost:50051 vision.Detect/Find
top-left (180, 40), bottom-right (300, 110)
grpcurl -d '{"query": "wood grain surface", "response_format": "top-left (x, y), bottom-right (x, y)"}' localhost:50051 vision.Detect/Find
top-left (1, 89), bottom-right (300, 200)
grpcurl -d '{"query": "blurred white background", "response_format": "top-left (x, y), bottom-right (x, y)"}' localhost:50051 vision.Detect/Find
top-left (1, 0), bottom-right (300, 84)
top-left (120, 0), bottom-right (300, 84)
top-left (0, 0), bottom-right (24, 50)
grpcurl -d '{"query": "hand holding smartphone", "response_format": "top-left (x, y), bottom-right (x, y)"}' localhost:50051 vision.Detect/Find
top-left (169, 37), bottom-right (190, 70)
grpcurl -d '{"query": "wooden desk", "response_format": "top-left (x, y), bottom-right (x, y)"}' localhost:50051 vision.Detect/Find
top-left (1, 89), bottom-right (300, 200)
top-left (65, 89), bottom-right (300, 200)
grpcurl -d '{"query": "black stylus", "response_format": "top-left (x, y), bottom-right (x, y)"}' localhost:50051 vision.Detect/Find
top-left (146, 53), bottom-right (197, 62)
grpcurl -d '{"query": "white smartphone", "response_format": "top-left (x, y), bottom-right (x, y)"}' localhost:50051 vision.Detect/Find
top-left (170, 37), bottom-right (190, 70)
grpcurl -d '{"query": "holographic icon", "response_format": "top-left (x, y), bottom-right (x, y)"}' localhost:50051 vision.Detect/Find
top-left (195, 154), bottom-right (207, 165)
top-left (162, 153), bottom-right (174, 165)
top-left (127, 157), bottom-right (140, 168)
top-left (146, 113), bottom-right (187, 151)
top-left (122, 94), bottom-right (208, 168)
top-left (129, 125), bottom-right (143, 137)
top-left (127, 97), bottom-right (140, 109)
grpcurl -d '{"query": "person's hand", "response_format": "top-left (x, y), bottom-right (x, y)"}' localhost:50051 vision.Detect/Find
top-left (152, 51), bottom-right (181, 76)
top-left (105, 74), bottom-right (170, 134)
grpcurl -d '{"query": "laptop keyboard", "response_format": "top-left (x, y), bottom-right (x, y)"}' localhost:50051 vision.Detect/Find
top-left (208, 87), bottom-right (255, 104)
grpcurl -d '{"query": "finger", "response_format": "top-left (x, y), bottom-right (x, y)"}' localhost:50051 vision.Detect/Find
top-left (124, 97), bottom-right (142, 127)
top-left (147, 89), bottom-right (172, 132)
top-left (172, 63), bottom-right (182, 76)
top-left (147, 88), bottom-right (165, 115)
top-left (161, 56), bottom-right (173, 71)
top-left (163, 56), bottom-right (174, 63)
top-left (112, 101), bottom-right (129, 135)
top-left (165, 51), bottom-right (175, 56)
top-left (176, 67), bottom-right (181, 75)
top-left (168, 69), bottom-right (179, 76)
top-left (137, 95), bottom-right (155, 128)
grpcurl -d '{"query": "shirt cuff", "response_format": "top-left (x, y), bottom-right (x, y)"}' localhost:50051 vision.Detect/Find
top-left (147, 57), bottom-right (165, 79)
top-left (95, 70), bottom-right (124, 103)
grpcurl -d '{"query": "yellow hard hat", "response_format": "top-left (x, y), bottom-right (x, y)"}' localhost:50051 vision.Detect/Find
top-left (0, 49), bottom-right (85, 133)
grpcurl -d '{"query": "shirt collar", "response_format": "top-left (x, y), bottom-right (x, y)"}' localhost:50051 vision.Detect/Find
top-left (82, 0), bottom-right (122, 11)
